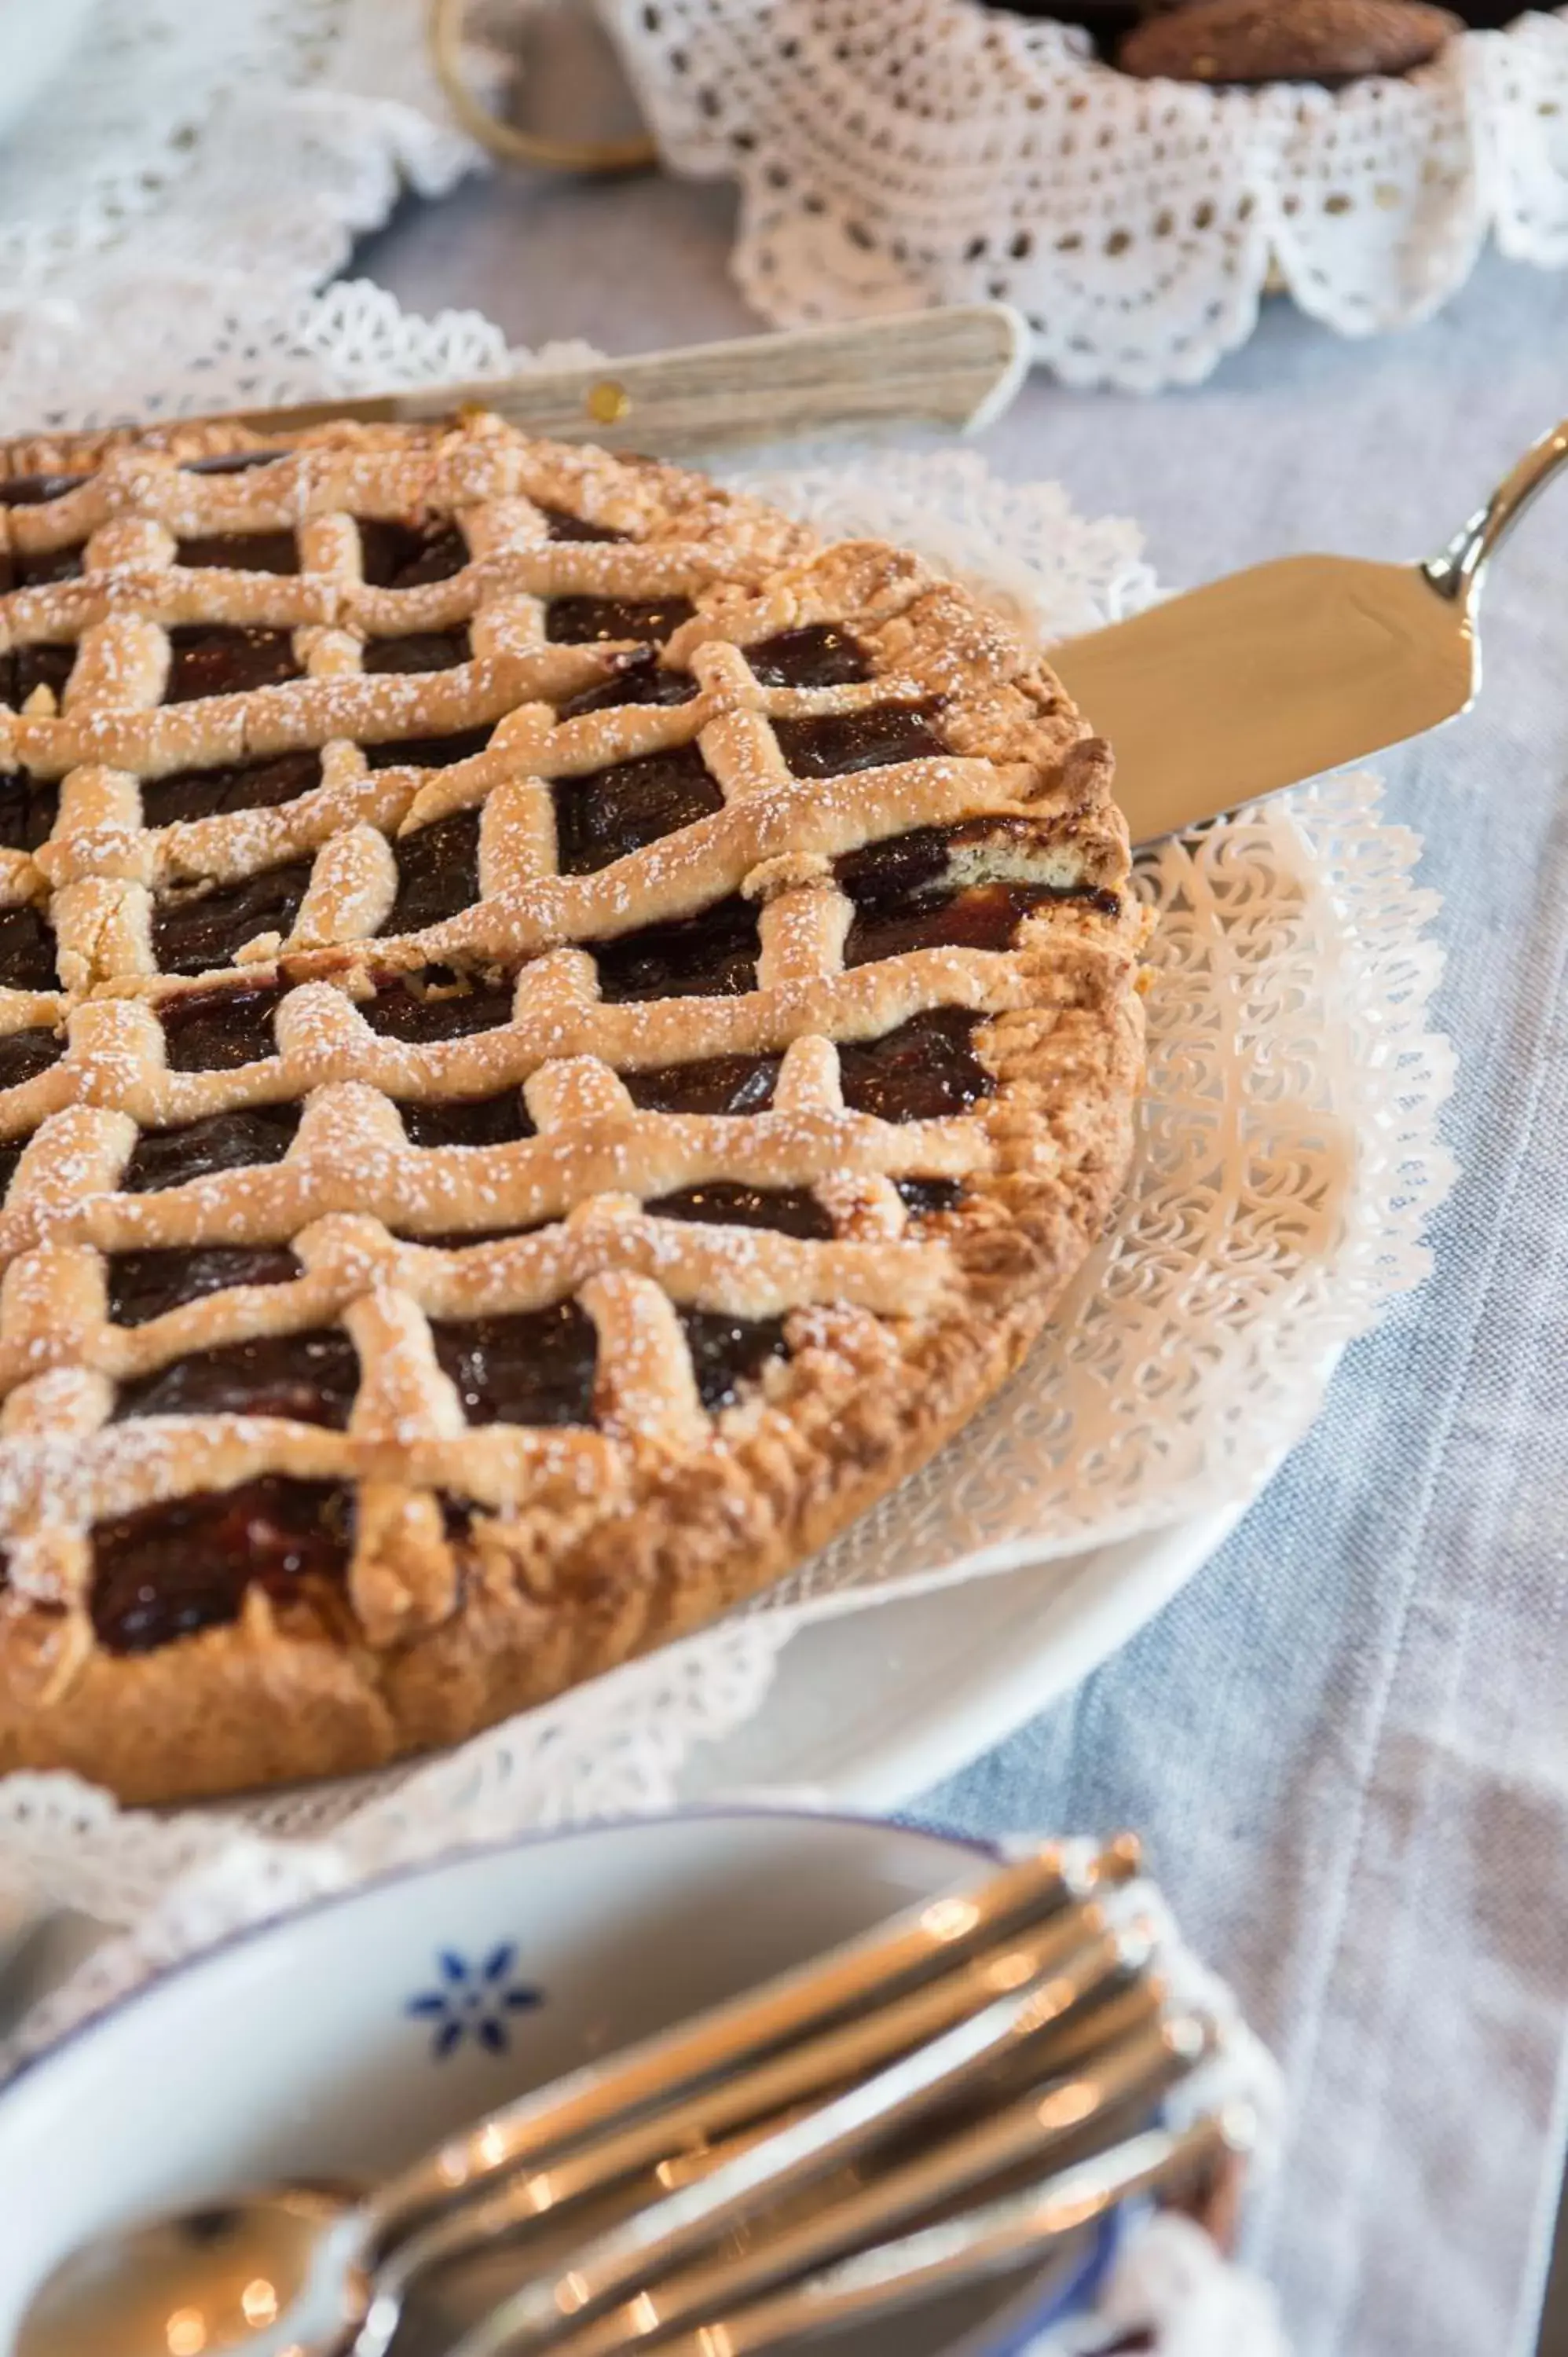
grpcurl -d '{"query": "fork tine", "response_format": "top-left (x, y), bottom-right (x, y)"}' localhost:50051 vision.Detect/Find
top-left (640, 2106), bottom-right (1256, 2357)
top-left (538, 2011), bottom-right (1214, 2357)
top-left (365, 1842), bottom-right (1116, 2264)
top-left (433, 1923), bottom-right (1150, 2357)
top-left (374, 1886), bottom-right (1137, 2304)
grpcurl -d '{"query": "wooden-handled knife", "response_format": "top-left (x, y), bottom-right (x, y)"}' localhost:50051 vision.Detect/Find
top-left (195, 304), bottom-right (1031, 455)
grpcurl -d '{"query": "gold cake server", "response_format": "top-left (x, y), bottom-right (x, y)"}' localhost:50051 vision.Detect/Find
top-left (1051, 416), bottom-right (1568, 845)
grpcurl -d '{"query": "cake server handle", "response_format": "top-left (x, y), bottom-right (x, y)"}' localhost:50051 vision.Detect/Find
top-left (1423, 413), bottom-right (1568, 610)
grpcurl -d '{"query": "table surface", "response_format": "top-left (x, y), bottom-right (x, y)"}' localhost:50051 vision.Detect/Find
top-left (359, 170), bottom-right (1568, 2357)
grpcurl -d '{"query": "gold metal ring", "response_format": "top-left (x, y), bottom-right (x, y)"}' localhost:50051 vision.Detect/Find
top-left (427, 0), bottom-right (658, 174)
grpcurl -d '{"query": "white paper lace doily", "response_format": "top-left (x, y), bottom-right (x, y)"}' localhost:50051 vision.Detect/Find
top-left (0, 442), bottom-right (1456, 1941)
top-left (603, 0), bottom-right (1568, 390)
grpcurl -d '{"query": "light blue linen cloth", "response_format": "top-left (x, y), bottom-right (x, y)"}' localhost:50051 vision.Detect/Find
top-left (366, 181), bottom-right (1568, 2357)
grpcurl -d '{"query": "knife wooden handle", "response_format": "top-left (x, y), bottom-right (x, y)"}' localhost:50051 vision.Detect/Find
top-left (220, 306), bottom-right (1030, 455)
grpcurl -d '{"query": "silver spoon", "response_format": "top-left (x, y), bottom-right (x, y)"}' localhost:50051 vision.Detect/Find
top-left (15, 2188), bottom-right (352, 2357)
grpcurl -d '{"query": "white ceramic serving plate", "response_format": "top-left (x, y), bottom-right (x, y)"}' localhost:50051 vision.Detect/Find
top-left (679, 1508), bottom-right (1243, 1811)
top-left (0, 1811), bottom-right (1123, 2356)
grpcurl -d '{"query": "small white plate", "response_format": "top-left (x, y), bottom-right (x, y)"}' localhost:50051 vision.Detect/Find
top-left (0, 1810), bottom-right (1119, 2355)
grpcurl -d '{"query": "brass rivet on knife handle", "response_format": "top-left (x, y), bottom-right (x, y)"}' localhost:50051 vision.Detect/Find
top-left (427, 0), bottom-right (658, 174)
top-left (586, 380), bottom-right (631, 427)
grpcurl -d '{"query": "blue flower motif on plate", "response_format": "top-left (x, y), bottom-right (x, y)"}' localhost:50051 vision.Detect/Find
top-left (406, 1941), bottom-right (545, 2060)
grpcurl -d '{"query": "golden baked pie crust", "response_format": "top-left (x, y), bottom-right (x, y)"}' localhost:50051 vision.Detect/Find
top-left (0, 413), bottom-right (1145, 1802)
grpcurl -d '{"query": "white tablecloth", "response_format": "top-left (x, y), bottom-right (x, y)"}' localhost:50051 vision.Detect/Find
top-left (360, 170), bottom-right (1568, 2357)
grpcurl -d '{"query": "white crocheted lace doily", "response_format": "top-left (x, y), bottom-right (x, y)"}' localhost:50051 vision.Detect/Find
top-left (0, 0), bottom-right (504, 434)
top-left (0, 434), bottom-right (1456, 1941)
top-left (0, 0), bottom-right (473, 297)
top-left (603, 0), bottom-right (1568, 390)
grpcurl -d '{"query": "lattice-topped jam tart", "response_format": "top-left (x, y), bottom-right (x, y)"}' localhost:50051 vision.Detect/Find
top-left (0, 411), bottom-right (1144, 1802)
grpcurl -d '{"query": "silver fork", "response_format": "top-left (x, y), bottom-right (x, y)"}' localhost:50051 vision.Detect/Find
top-left (374, 1915), bottom-right (1163, 2357)
top-left (620, 2107), bottom-right (1258, 2357)
top-left (441, 2003), bottom-right (1216, 2357)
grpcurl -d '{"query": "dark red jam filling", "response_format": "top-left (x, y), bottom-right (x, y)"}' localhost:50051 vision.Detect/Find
top-left (837, 1008), bottom-right (992, 1121)
top-left (0, 544), bottom-right (85, 591)
top-left (834, 825), bottom-right (1119, 970)
top-left (774, 701), bottom-right (948, 779)
top-left (113, 1326), bottom-right (358, 1428)
top-left (181, 452), bottom-right (286, 478)
top-left (398, 1087), bottom-right (535, 1149)
top-left (364, 725), bottom-right (494, 773)
top-left (547, 595), bottom-right (695, 646)
top-left (430, 1301), bottom-right (597, 1426)
top-left (361, 966), bottom-right (516, 1042)
top-left (558, 648), bottom-right (698, 720)
top-left (175, 530), bottom-right (299, 576)
top-left (159, 981), bottom-right (284, 1072)
top-left (0, 902), bottom-right (57, 991)
top-left (0, 471), bottom-right (87, 504)
top-left (839, 823), bottom-right (1121, 918)
top-left (90, 1475), bottom-right (352, 1655)
top-left (538, 504), bottom-right (630, 543)
top-left (844, 881), bottom-right (1068, 970)
top-left (896, 1178), bottom-right (965, 1216)
top-left (363, 626), bottom-right (473, 676)
top-left (386, 809), bottom-right (481, 933)
top-left (593, 899), bottom-right (760, 1003)
top-left (0, 776), bottom-right (59, 854)
top-left (833, 824), bottom-right (964, 904)
top-left (153, 858), bottom-right (313, 974)
top-left (552, 745), bottom-right (723, 876)
top-left (646, 1181), bottom-right (833, 1239)
top-left (680, 1309), bottom-right (788, 1412)
top-left (123, 1101), bottom-right (302, 1191)
top-left (355, 518), bottom-right (470, 588)
top-left (746, 623), bottom-right (874, 689)
top-left (0, 1136), bottom-right (28, 1200)
top-left (108, 1244), bottom-right (302, 1326)
top-left (622, 1050), bottom-right (781, 1116)
top-left (0, 1023), bottom-right (65, 1088)
top-left (140, 748), bottom-right (324, 828)
top-left (163, 625), bottom-right (304, 703)
top-left (0, 644), bottom-right (75, 709)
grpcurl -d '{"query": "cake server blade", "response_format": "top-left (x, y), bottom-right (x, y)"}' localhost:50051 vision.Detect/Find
top-left (1050, 415), bottom-right (1568, 845)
